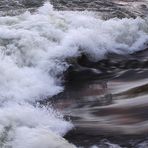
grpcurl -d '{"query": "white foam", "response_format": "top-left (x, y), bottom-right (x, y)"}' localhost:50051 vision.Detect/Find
top-left (0, 1), bottom-right (148, 147)
top-left (0, 102), bottom-right (74, 148)
top-left (0, 2), bottom-right (148, 101)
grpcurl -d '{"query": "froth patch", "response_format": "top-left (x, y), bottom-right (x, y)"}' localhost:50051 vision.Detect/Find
top-left (12, 128), bottom-right (76, 148)
top-left (0, 103), bottom-right (73, 148)
top-left (0, 3), bottom-right (147, 102)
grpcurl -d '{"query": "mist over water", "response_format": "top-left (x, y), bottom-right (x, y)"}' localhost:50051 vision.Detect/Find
top-left (0, 1), bottom-right (148, 148)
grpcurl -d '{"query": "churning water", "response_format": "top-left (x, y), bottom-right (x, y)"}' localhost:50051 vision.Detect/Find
top-left (0, 1), bottom-right (148, 148)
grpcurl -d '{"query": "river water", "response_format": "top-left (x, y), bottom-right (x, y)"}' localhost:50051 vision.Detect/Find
top-left (0, 0), bottom-right (148, 148)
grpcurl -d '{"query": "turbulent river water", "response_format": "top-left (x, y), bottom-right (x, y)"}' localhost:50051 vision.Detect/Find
top-left (0, 0), bottom-right (148, 148)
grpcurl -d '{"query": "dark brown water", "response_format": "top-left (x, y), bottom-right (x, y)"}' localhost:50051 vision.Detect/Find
top-left (45, 50), bottom-right (148, 147)
top-left (56, 74), bottom-right (148, 147)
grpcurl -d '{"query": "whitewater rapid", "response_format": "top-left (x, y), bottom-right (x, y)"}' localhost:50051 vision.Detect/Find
top-left (0, 2), bottom-right (148, 148)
